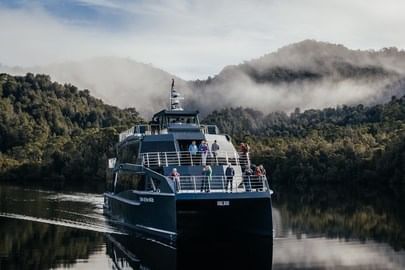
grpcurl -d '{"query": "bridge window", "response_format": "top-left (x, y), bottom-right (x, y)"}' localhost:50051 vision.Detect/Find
top-left (167, 116), bottom-right (197, 124)
top-left (115, 172), bottom-right (143, 193)
top-left (118, 141), bottom-right (140, 163)
top-left (141, 141), bottom-right (176, 153)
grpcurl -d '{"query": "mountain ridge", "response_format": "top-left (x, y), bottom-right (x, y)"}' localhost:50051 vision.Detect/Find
top-left (2, 40), bottom-right (405, 117)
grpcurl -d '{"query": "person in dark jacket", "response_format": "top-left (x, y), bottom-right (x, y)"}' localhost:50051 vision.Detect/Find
top-left (225, 163), bottom-right (235, 192)
top-left (243, 165), bottom-right (253, 192)
top-left (200, 165), bottom-right (212, 192)
top-left (211, 140), bottom-right (220, 164)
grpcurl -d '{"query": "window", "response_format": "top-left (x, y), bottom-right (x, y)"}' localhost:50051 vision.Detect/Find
top-left (119, 141), bottom-right (140, 163)
top-left (141, 141), bottom-right (176, 153)
top-left (167, 116), bottom-right (197, 125)
top-left (115, 172), bottom-right (143, 193)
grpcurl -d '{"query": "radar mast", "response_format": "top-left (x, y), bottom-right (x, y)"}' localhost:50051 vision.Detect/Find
top-left (170, 79), bottom-right (184, 111)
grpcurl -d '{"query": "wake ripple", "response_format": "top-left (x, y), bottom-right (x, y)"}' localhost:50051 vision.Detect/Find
top-left (0, 212), bottom-right (127, 235)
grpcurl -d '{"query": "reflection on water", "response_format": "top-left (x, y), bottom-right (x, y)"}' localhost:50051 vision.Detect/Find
top-left (1, 183), bottom-right (405, 269)
top-left (105, 233), bottom-right (272, 270)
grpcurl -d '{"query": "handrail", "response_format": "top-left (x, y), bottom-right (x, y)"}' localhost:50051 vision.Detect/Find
top-left (119, 124), bottom-right (161, 142)
top-left (141, 151), bottom-right (251, 168)
top-left (168, 175), bottom-right (269, 193)
top-left (119, 124), bottom-right (220, 142)
top-left (110, 162), bottom-right (267, 194)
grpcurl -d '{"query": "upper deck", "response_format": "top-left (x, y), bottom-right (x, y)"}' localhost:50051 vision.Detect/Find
top-left (119, 109), bottom-right (219, 142)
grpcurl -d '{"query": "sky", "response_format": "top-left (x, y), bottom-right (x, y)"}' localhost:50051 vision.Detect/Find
top-left (1, 0), bottom-right (405, 80)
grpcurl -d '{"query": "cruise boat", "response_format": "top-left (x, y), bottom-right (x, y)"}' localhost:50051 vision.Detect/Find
top-left (104, 80), bottom-right (273, 241)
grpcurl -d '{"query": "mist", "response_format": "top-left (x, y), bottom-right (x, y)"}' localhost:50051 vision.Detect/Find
top-left (2, 41), bottom-right (405, 118)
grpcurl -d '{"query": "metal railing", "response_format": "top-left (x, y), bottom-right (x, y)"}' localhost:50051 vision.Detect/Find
top-left (119, 124), bottom-right (220, 142)
top-left (200, 125), bottom-right (219, 134)
top-left (169, 175), bottom-right (269, 193)
top-left (119, 124), bottom-right (161, 142)
top-left (141, 151), bottom-right (251, 167)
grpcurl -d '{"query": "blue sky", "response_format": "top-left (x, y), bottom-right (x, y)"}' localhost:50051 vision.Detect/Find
top-left (0, 0), bottom-right (134, 29)
top-left (1, 0), bottom-right (405, 79)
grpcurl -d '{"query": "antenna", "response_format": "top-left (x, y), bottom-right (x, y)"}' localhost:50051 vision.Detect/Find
top-left (170, 79), bottom-right (184, 111)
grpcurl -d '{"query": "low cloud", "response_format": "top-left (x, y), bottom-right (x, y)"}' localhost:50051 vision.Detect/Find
top-left (2, 1), bottom-right (405, 79)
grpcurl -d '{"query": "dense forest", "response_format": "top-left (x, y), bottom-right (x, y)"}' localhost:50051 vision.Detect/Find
top-left (0, 73), bottom-right (143, 188)
top-left (1, 73), bottom-right (404, 190)
top-left (204, 96), bottom-right (405, 187)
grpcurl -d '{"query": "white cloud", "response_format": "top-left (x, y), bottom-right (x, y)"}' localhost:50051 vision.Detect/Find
top-left (1, 0), bottom-right (405, 79)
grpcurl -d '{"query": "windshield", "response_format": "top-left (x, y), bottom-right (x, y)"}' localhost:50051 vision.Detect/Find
top-left (168, 115), bottom-right (197, 125)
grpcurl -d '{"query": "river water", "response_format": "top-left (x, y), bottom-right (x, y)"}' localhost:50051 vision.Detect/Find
top-left (0, 183), bottom-right (404, 269)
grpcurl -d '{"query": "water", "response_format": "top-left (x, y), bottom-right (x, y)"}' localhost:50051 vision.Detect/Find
top-left (0, 183), bottom-right (404, 269)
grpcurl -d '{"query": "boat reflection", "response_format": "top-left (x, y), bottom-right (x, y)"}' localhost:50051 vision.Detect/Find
top-left (105, 233), bottom-right (273, 270)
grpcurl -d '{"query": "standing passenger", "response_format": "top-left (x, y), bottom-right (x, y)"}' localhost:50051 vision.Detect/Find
top-left (170, 168), bottom-right (180, 192)
top-left (243, 165), bottom-right (253, 192)
top-left (240, 143), bottom-right (251, 167)
top-left (199, 140), bottom-right (209, 165)
top-left (255, 165), bottom-right (264, 191)
top-left (188, 141), bottom-right (198, 165)
top-left (225, 163), bottom-right (235, 192)
top-left (188, 141), bottom-right (198, 155)
top-left (211, 140), bottom-right (220, 164)
top-left (200, 165), bottom-right (212, 192)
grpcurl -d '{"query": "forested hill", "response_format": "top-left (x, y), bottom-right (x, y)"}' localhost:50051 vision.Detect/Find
top-left (0, 73), bottom-right (143, 187)
top-left (189, 40), bottom-right (405, 115)
top-left (204, 96), bottom-right (405, 186)
top-left (3, 40), bottom-right (405, 117)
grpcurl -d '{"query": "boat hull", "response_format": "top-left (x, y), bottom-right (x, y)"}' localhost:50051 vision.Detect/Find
top-left (176, 192), bottom-right (273, 238)
top-left (104, 191), bottom-right (273, 241)
top-left (104, 191), bottom-right (177, 241)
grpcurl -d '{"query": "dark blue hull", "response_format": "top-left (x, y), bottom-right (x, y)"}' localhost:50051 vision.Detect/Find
top-left (104, 191), bottom-right (272, 241)
top-left (176, 192), bottom-right (273, 238)
top-left (104, 191), bottom-right (177, 241)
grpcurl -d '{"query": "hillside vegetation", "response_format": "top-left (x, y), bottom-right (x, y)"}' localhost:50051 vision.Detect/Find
top-left (1, 72), bottom-right (404, 189)
top-left (204, 96), bottom-right (405, 186)
top-left (0, 73), bottom-right (143, 187)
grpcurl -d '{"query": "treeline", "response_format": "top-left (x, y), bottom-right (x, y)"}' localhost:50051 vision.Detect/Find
top-left (204, 96), bottom-right (405, 186)
top-left (0, 73), bottom-right (143, 187)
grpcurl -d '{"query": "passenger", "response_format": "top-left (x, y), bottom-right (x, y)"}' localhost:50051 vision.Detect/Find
top-left (170, 168), bottom-right (180, 192)
top-left (200, 164), bottom-right (212, 192)
top-left (199, 140), bottom-right (209, 165)
top-left (259, 164), bottom-right (266, 177)
top-left (243, 165), bottom-right (253, 192)
top-left (211, 140), bottom-right (220, 164)
top-left (255, 165), bottom-right (264, 191)
top-left (258, 164), bottom-right (267, 191)
top-left (188, 141), bottom-right (198, 156)
top-left (225, 163), bottom-right (235, 192)
top-left (239, 143), bottom-right (251, 167)
top-left (255, 166), bottom-right (263, 176)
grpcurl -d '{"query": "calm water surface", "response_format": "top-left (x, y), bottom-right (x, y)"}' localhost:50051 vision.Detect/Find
top-left (0, 183), bottom-right (404, 269)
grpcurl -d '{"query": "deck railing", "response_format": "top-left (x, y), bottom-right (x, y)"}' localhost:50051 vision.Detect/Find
top-left (141, 151), bottom-right (251, 168)
top-left (169, 175), bottom-right (268, 193)
top-left (119, 124), bottom-right (220, 142)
